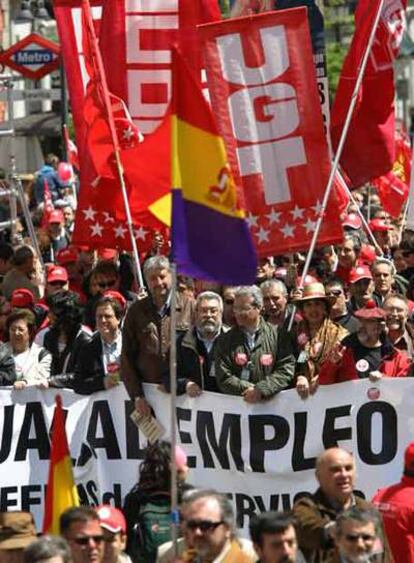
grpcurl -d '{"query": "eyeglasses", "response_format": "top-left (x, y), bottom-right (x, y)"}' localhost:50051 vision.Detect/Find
top-left (185, 520), bottom-right (224, 532)
top-left (98, 280), bottom-right (117, 289)
top-left (70, 535), bottom-right (104, 546)
top-left (344, 533), bottom-right (375, 542)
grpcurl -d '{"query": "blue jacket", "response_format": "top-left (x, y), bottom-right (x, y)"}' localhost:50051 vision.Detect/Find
top-left (33, 165), bottom-right (63, 204)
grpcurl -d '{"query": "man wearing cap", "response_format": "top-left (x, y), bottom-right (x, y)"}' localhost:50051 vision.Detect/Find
top-left (46, 209), bottom-right (70, 258)
top-left (46, 266), bottom-right (69, 297)
top-left (57, 247), bottom-right (85, 301)
top-left (96, 506), bottom-right (132, 563)
top-left (335, 234), bottom-right (362, 285)
top-left (372, 441), bottom-right (414, 563)
top-left (215, 285), bottom-right (295, 402)
top-left (348, 265), bottom-right (376, 313)
top-left (0, 511), bottom-right (37, 562)
top-left (319, 301), bottom-right (411, 384)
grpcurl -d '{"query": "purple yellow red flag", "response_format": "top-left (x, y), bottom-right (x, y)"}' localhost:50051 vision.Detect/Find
top-left (171, 47), bottom-right (257, 284)
top-left (42, 395), bottom-right (79, 535)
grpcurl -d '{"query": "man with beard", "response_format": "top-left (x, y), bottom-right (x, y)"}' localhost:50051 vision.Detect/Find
top-left (383, 294), bottom-right (414, 359)
top-left (260, 280), bottom-right (296, 330)
top-left (293, 448), bottom-right (390, 562)
top-left (163, 291), bottom-right (225, 396)
top-left (332, 507), bottom-right (382, 563)
top-left (121, 256), bottom-right (194, 417)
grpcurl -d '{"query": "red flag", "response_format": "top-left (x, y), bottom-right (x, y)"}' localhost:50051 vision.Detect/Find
top-left (62, 125), bottom-right (79, 170)
top-left (372, 132), bottom-right (412, 217)
top-left (334, 170), bottom-right (350, 216)
top-left (199, 9), bottom-right (343, 257)
top-left (41, 178), bottom-right (55, 228)
top-left (331, 0), bottom-right (407, 188)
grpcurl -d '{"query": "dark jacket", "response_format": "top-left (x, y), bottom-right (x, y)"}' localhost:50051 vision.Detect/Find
top-left (72, 332), bottom-right (107, 395)
top-left (215, 318), bottom-right (295, 398)
top-left (293, 488), bottom-right (391, 563)
top-left (44, 326), bottom-right (91, 377)
top-left (0, 343), bottom-right (16, 385)
top-left (163, 326), bottom-right (225, 394)
top-left (121, 292), bottom-right (194, 399)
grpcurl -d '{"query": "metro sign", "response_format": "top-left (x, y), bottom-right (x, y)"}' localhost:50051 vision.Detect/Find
top-left (0, 33), bottom-right (60, 79)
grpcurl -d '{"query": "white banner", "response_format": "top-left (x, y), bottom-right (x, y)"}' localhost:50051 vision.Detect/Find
top-left (1, 379), bottom-right (413, 534)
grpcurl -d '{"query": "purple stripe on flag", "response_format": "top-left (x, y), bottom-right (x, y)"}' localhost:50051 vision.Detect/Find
top-left (172, 190), bottom-right (257, 285)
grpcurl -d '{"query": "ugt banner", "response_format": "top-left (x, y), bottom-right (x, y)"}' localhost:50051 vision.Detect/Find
top-left (0, 380), bottom-right (413, 535)
top-left (199, 9), bottom-right (343, 257)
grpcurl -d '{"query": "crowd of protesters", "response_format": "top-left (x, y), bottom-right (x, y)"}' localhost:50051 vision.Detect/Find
top-left (1, 155), bottom-right (414, 561)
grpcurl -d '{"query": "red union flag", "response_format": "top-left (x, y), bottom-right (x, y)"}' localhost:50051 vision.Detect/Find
top-left (331, 0), bottom-right (407, 188)
top-left (199, 8), bottom-right (343, 256)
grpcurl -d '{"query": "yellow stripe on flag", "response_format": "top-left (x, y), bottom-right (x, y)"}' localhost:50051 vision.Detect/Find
top-left (49, 457), bottom-right (79, 535)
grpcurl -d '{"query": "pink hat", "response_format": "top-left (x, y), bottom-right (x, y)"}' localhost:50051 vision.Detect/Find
top-left (342, 213), bottom-right (362, 230)
top-left (175, 445), bottom-right (188, 471)
top-left (349, 265), bottom-right (373, 284)
top-left (103, 290), bottom-right (127, 311)
top-left (47, 209), bottom-right (64, 224)
top-left (96, 505), bottom-right (126, 534)
top-left (11, 289), bottom-right (34, 308)
top-left (47, 266), bottom-right (69, 283)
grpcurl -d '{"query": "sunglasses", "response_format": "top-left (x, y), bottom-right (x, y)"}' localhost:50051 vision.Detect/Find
top-left (344, 533), bottom-right (375, 542)
top-left (185, 520), bottom-right (224, 532)
top-left (71, 535), bottom-right (104, 546)
top-left (98, 280), bottom-right (117, 289)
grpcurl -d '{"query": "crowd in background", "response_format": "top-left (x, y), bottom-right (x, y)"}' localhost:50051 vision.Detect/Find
top-left (1, 153), bottom-right (414, 561)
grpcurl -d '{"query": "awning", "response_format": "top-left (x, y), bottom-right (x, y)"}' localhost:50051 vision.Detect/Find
top-left (13, 111), bottom-right (61, 137)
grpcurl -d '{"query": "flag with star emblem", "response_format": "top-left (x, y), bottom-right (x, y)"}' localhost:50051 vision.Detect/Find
top-left (199, 9), bottom-right (344, 256)
top-left (171, 47), bottom-right (257, 284)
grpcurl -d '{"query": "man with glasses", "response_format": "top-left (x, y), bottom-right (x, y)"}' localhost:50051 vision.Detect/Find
top-left (293, 448), bottom-right (389, 562)
top-left (157, 490), bottom-right (256, 562)
top-left (215, 285), bottom-right (295, 402)
top-left (324, 279), bottom-right (358, 333)
top-left (60, 506), bottom-right (104, 563)
top-left (333, 507), bottom-right (382, 563)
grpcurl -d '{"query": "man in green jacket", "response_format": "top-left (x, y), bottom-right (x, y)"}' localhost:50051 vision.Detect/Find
top-left (215, 285), bottom-right (295, 403)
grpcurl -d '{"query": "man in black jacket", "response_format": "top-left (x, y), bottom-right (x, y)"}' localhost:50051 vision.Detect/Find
top-left (73, 295), bottom-right (124, 394)
top-left (164, 291), bottom-right (225, 396)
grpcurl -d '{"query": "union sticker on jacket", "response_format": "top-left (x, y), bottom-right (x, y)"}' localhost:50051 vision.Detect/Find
top-left (260, 353), bottom-right (273, 366)
top-left (235, 352), bottom-right (248, 366)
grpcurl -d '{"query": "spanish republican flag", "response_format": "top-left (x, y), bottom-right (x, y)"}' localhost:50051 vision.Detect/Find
top-left (171, 47), bottom-right (257, 285)
top-left (43, 395), bottom-right (79, 534)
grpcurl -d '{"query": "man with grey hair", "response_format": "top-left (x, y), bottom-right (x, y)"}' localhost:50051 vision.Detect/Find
top-left (121, 255), bottom-right (194, 416)
top-left (371, 258), bottom-right (396, 305)
top-left (333, 507), bottom-right (381, 563)
top-left (215, 285), bottom-right (295, 402)
top-left (260, 279), bottom-right (294, 329)
top-left (163, 291), bottom-right (225, 396)
top-left (157, 489), bottom-right (256, 562)
top-left (24, 535), bottom-right (73, 563)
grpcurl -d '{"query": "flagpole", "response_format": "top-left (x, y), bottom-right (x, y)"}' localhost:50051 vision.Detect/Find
top-left (297, 0), bottom-right (385, 290)
top-left (82, 0), bottom-right (144, 290)
top-left (169, 262), bottom-right (179, 555)
top-left (287, 0), bottom-right (385, 330)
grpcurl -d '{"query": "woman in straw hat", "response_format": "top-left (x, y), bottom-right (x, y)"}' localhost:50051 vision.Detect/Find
top-left (294, 282), bottom-right (348, 399)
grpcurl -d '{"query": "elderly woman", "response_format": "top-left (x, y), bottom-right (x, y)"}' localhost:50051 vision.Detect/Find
top-left (319, 301), bottom-right (411, 383)
top-left (294, 283), bottom-right (348, 399)
top-left (6, 309), bottom-right (51, 390)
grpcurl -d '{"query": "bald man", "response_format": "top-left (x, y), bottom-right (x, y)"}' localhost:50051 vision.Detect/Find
top-left (293, 448), bottom-right (390, 562)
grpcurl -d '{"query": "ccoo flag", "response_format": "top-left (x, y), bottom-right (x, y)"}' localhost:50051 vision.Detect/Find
top-left (43, 395), bottom-right (79, 535)
top-left (171, 47), bottom-right (257, 285)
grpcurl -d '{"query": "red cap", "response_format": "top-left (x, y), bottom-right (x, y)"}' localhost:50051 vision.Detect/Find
top-left (103, 290), bottom-right (126, 311)
top-left (369, 218), bottom-right (391, 232)
top-left (56, 247), bottom-right (78, 265)
top-left (47, 209), bottom-right (64, 224)
top-left (47, 266), bottom-right (68, 283)
top-left (11, 288), bottom-right (34, 308)
top-left (354, 299), bottom-right (386, 320)
top-left (98, 248), bottom-right (117, 260)
top-left (349, 265), bottom-right (373, 284)
top-left (96, 505), bottom-right (126, 534)
top-left (404, 442), bottom-right (414, 471)
top-left (342, 213), bottom-right (362, 230)
top-left (359, 245), bottom-right (377, 265)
